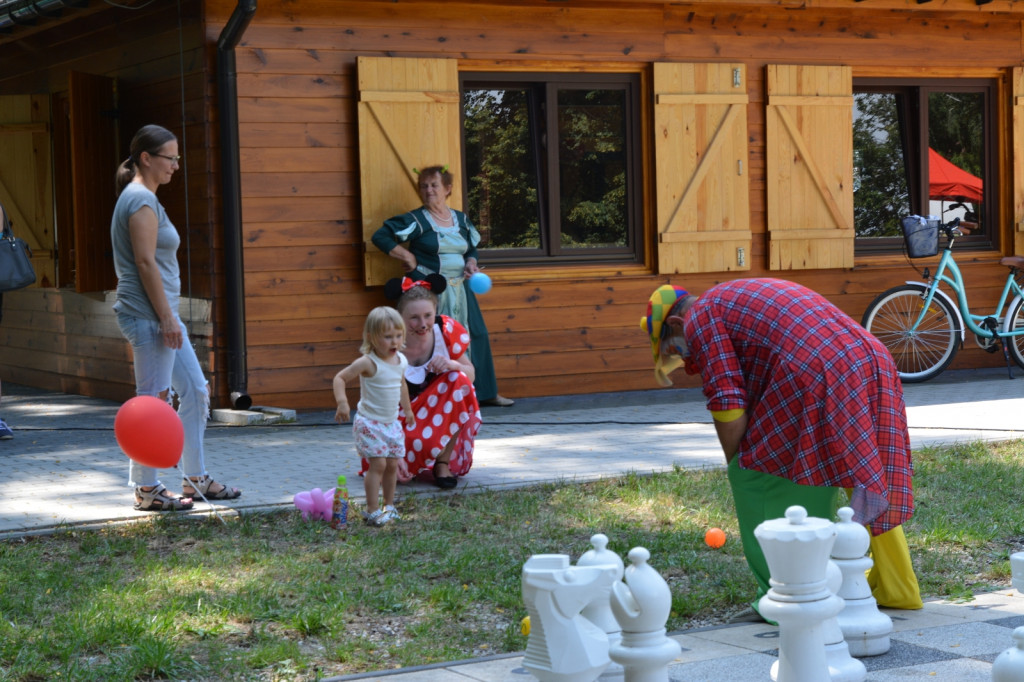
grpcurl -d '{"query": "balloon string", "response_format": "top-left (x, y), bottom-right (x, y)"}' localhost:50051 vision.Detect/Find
top-left (177, 465), bottom-right (228, 525)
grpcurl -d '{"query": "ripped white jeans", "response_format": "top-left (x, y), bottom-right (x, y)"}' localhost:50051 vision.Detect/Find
top-left (116, 313), bottom-right (210, 488)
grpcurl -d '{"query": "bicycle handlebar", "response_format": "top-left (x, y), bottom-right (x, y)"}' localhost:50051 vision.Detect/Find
top-left (940, 217), bottom-right (963, 240)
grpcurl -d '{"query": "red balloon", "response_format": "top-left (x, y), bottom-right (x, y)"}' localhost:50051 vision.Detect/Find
top-left (114, 395), bottom-right (184, 469)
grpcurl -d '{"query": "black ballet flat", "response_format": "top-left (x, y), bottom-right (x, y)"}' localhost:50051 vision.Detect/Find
top-left (432, 461), bottom-right (458, 489)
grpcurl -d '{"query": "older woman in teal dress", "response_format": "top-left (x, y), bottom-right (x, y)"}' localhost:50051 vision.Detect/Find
top-left (372, 165), bottom-right (512, 406)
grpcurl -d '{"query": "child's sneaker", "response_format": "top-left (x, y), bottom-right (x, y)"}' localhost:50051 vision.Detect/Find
top-left (383, 505), bottom-right (400, 521)
top-left (363, 508), bottom-right (392, 527)
top-left (0, 420), bottom-right (12, 440)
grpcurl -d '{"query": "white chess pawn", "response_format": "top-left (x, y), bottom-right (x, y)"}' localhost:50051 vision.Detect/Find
top-left (608, 547), bottom-right (681, 682)
top-left (821, 560), bottom-right (866, 682)
top-left (756, 505), bottom-right (843, 682)
top-left (993, 626), bottom-right (1024, 682)
top-left (832, 507), bottom-right (892, 657)
top-left (522, 553), bottom-right (619, 682)
top-left (577, 534), bottom-right (625, 680)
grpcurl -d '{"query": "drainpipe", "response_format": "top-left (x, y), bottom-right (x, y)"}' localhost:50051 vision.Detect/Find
top-left (217, 0), bottom-right (257, 410)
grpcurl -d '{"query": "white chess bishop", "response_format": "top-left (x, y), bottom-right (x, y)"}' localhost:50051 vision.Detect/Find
top-left (608, 547), bottom-right (681, 682)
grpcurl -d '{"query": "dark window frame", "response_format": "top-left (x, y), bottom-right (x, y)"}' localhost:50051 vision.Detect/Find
top-left (854, 77), bottom-right (997, 255)
top-left (459, 71), bottom-right (644, 266)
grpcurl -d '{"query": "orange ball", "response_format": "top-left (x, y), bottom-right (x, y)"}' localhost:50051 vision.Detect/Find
top-left (705, 527), bottom-right (727, 548)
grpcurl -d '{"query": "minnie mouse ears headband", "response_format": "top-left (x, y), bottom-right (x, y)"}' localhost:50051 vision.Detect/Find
top-left (383, 274), bottom-right (448, 301)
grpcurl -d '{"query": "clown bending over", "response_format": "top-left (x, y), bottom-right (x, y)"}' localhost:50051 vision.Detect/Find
top-left (641, 278), bottom-right (922, 622)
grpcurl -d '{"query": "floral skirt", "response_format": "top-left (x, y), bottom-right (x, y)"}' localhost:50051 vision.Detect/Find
top-left (360, 370), bottom-right (481, 483)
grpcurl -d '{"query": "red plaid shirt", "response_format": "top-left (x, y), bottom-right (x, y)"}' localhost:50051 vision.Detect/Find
top-left (684, 278), bottom-right (913, 534)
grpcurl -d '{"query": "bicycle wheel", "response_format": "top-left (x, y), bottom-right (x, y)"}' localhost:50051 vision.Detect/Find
top-left (861, 284), bottom-right (961, 383)
top-left (1003, 296), bottom-right (1024, 371)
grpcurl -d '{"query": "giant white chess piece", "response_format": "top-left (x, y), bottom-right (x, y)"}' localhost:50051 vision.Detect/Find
top-left (992, 626), bottom-right (1024, 682)
top-left (522, 553), bottom-right (619, 682)
top-left (832, 507), bottom-right (892, 657)
top-left (757, 505), bottom-right (844, 682)
top-left (1010, 552), bottom-right (1024, 594)
top-left (822, 560), bottom-right (866, 682)
top-left (608, 547), bottom-right (681, 682)
top-left (577, 534), bottom-right (626, 680)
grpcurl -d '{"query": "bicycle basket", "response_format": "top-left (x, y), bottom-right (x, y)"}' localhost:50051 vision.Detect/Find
top-left (901, 216), bottom-right (939, 258)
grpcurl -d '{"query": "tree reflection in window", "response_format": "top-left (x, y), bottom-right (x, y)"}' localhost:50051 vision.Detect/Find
top-left (853, 81), bottom-right (993, 251)
top-left (462, 73), bottom-right (642, 264)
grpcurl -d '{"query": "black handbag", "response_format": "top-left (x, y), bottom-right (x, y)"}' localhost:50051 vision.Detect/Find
top-left (0, 207), bottom-right (36, 292)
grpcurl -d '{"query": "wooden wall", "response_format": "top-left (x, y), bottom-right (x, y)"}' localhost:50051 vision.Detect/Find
top-left (0, 0), bottom-right (222, 403)
top-left (0, 0), bottom-right (1020, 409)
top-left (201, 0), bottom-right (1024, 410)
top-left (0, 288), bottom-right (212, 399)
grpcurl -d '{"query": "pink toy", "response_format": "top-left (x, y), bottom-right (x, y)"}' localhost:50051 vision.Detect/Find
top-left (293, 487), bottom-right (336, 521)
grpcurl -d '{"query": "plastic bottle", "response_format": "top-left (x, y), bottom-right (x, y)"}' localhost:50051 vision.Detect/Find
top-left (330, 475), bottom-right (348, 532)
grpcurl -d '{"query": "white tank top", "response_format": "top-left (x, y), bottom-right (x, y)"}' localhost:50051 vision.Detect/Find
top-left (357, 352), bottom-right (408, 422)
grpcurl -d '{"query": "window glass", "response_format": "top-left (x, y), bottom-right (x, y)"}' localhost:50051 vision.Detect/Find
top-left (853, 92), bottom-right (911, 238)
top-left (557, 88), bottom-right (628, 249)
top-left (462, 73), bottom-right (642, 265)
top-left (853, 81), bottom-right (993, 253)
top-left (463, 87), bottom-right (541, 250)
top-left (928, 92), bottom-right (985, 233)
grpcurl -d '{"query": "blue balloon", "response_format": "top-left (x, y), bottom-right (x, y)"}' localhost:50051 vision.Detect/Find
top-left (468, 271), bottom-right (492, 294)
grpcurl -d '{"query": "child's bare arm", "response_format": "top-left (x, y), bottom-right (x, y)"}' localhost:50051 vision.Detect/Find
top-left (333, 356), bottom-right (374, 423)
top-left (400, 377), bottom-right (415, 428)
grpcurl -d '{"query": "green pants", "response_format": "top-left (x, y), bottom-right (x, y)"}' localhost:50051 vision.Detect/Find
top-left (727, 458), bottom-right (840, 614)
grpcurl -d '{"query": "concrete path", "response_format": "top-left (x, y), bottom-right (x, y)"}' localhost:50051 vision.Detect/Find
top-left (1, 367), bottom-right (1021, 536)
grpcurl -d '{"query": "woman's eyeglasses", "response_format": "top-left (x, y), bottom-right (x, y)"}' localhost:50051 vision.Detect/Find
top-left (151, 153), bottom-right (181, 163)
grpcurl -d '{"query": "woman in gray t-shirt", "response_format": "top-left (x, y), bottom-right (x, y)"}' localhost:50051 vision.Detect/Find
top-left (111, 124), bottom-right (241, 511)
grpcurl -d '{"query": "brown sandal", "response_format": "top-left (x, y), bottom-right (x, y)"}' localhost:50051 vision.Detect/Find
top-left (182, 476), bottom-right (242, 500)
top-left (134, 484), bottom-right (194, 512)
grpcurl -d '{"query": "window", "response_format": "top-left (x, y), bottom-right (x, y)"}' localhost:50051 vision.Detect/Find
top-left (853, 79), bottom-right (996, 254)
top-left (461, 73), bottom-right (643, 265)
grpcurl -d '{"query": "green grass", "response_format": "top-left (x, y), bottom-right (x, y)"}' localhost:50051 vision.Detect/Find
top-left (1, 439), bottom-right (1023, 680)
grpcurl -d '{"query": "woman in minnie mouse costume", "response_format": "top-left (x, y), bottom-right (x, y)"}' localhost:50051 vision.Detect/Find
top-left (361, 274), bottom-right (482, 489)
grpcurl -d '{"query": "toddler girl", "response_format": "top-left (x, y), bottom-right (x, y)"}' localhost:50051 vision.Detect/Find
top-left (333, 307), bottom-right (415, 526)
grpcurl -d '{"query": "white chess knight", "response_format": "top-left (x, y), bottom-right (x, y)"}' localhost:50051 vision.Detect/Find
top-left (832, 507), bottom-right (892, 657)
top-left (577, 534), bottom-right (626, 680)
top-left (756, 505), bottom-right (844, 682)
top-left (608, 547), bottom-right (682, 682)
top-left (521, 553), bottom-right (619, 682)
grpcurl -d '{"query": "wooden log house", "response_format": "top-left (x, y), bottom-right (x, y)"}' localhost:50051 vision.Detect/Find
top-left (0, 0), bottom-right (1021, 410)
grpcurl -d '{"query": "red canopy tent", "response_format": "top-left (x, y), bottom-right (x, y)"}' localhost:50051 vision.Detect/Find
top-left (928, 148), bottom-right (983, 203)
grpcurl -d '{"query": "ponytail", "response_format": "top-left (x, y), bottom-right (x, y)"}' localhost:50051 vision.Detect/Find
top-left (114, 157), bottom-right (136, 197)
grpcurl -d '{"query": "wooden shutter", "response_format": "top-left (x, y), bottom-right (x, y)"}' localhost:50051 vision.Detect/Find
top-left (69, 71), bottom-right (118, 292)
top-left (0, 94), bottom-right (53, 287)
top-left (766, 64), bottom-right (854, 270)
top-left (357, 57), bottom-right (462, 286)
top-left (1013, 68), bottom-right (1024, 255)
top-left (653, 62), bottom-right (750, 274)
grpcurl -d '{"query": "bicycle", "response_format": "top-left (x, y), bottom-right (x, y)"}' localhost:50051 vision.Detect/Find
top-left (860, 216), bottom-right (1024, 382)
